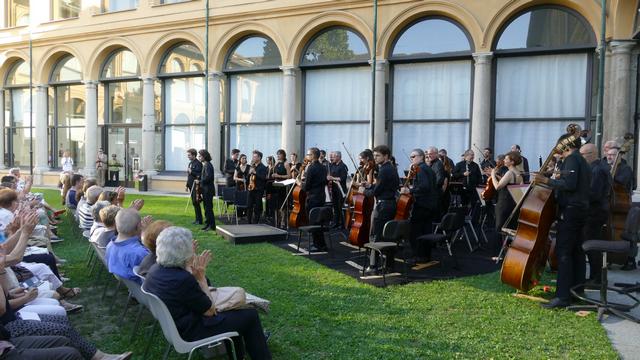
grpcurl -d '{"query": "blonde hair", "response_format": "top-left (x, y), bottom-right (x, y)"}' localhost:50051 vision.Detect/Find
top-left (142, 220), bottom-right (173, 253)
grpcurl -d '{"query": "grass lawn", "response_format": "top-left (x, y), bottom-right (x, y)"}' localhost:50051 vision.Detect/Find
top-left (37, 188), bottom-right (618, 359)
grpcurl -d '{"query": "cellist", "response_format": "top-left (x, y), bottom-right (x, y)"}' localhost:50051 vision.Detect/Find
top-left (400, 149), bottom-right (438, 264)
top-left (534, 133), bottom-right (590, 309)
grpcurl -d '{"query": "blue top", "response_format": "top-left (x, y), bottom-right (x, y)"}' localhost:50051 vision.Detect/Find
top-left (106, 236), bottom-right (149, 284)
top-left (66, 189), bottom-right (78, 208)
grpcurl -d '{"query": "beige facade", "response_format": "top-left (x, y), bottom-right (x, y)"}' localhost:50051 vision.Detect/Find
top-left (0, 0), bottom-right (638, 192)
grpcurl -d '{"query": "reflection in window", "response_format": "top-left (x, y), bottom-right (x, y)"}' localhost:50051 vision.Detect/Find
top-left (225, 36), bottom-right (282, 70)
top-left (160, 44), bottom-right (204, 74)
top-left (52, 0), bottom-right (80, 20)
top-left (108, 81), bottom-right (142, 124)
top-left (7, 0), bottom-right (29, 27)
top-left (102, 50), bottom-right (140, 79)
top-left (302, 27), bottom-right (369, 66)
top-left (392, 19), bottom-right (471, 57)
top-left (102, 0), bottom-right (138, 12)
top-left (6, 61), bottom-right (29, 86)
top-left (496, 7), bottom-right (594, 50)
top-left (51, 56), bottom-right (82, 83)
top-left (4, 88), bottom-right (31, 168)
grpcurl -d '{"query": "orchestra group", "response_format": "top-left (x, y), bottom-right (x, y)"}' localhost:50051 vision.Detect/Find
top-left (184, 126), bottom-right (636, 308)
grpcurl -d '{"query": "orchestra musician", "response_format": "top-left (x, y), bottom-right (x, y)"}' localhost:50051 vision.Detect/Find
top-left (247, 150), bottom-right (268, 224)
top-left (579, 143), bottom-right (612, 284)
top-left (273, 149), bottom-right (291, 228)
top-left (300, 147), bottom-right (328, 251)
top-left (224, 148), bottom-right (240, 187)
top-left (438, 149), bottom-right (453, 211)
top-left (234, 154), bottom-right (250, 217)
top-left (480, 147), bottom-right (496, 184)
top-left (328, 151), bottom-right (348, 228)
top-left (197, 149), bottom-right (216, 231)
top-left (535, 134), bottom-right (590, 309)
top-left (426, 147), bottom-right (446, 216)
top-left (452, 149), bottom-right (483, 208)
top-left (186, 148), bottom-right (203, 225)
top-left (265, 155), bottom-right (276, 221)
top-left (361, 145), bottom-right (399, 275)
top-left (289, 152), bottom-right (302, 179)
top-left (490, 151), bottom-right (523, 248)
top-left (319, 150), bottom-right (330, 167)
top-left (511, 144), bottom-right (530, 183)
top-left (401, 149), bottom-right (438, 264)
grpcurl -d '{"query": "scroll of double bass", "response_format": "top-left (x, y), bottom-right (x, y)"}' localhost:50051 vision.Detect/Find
top-left (607, 133), bottom-right (634, 264)
top-left (500, 124), bottom-right (582, 292)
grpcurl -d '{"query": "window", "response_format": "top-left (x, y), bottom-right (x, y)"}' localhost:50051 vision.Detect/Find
top-left (51, 0), bottom-right (80, 20)
top-left (224, 36), bottom-right (282, 158)
top-left (4, 60), bottom-right (31, 168)
top-left (102, 0), bottom-right (138, 12)
top-left (159, 43), bottom-right (205, 171)
top-left (7, 0), bottom-right (29, 27)
top-left (101, 49), bottom-right (142, 125)
top-left (493, 6), bottom-right (595, 169)
top-left (50, 55), bottom-right (85, 169)
top-left (301, 27), bottom-right (370, 173)
top-left (389, 18), bottom-right (473, 173)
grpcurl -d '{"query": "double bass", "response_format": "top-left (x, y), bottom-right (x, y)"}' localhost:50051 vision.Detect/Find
top-left (348, 159), bottom-right (375, 247)
top-left (395, 164), bottom-right (417, 220)
top-left (288, 159), bottom-right (309, 228)
top-left (500, 124), bottom-right (582, 292)
top-left (607, 133), bottom-right (634, 264)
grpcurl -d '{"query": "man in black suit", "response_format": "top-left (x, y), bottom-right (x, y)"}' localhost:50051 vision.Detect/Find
top-left (301, 147), bottom-right (328, 251)
top-left (452, 150), bottom-right (483, 208)
top-left (224, 149), bottom-right (240, 187)
top-left (186, 148), bottom-right (203, 225)
top-left (247, 150), bottom-right (268, 224)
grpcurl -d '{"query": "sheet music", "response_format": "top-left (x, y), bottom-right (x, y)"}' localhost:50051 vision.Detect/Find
top-left (274, 178), bottom-right (296, 187)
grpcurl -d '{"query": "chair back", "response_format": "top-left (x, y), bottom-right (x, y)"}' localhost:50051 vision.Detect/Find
top-left (216, 184), bottom-right (226, 198)
top-left (222, 187), bottom-right (236, 203)
top-left (621, 207), bottom-right (640, 243)
top-left (141, 284), bottom-right (190, 352)
top-left (308, 206), bottom-right (332, 226)
top-left (440, 212), bottom-right (465, 233)
top-left (382, 220), bottom-right (410, 244)
top-left (234, 191), bottom-right (249, 207)
top-left (132, 265), bottom-right (146, 283)
top-left (119, 276), bottom-right (148, 307)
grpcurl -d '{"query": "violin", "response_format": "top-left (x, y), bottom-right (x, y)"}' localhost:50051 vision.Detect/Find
top-left (248, 162), bottom-right (257, 191)
top-left (395, 163), bottom-right (418, 220)
top-left (481, 158), bottom-right (505, 201)
top-left (194, 180), bottom-right (203, 204)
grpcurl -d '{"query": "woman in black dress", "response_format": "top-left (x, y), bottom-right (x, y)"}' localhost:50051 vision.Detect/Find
top-left (198, 149), bottom-right (216, 231)
top-left (233, 154), bottom-right (249, 217)
top-left (491, 151), bottom-right (523, 236)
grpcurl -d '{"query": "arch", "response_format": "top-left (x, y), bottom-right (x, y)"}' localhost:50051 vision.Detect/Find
top-left (484, 0), bottom-right (600, 51)
top-left (212, 22), bottom-right (286, 71)
top-left (86, 37), bottom-right (144, 80)
top-left (287, 10), bottom-right (373, 66)
top-left (379, 2), bottom-right (482, 58)
top-left (36, 44), bottom-right (85, 84)
top-left (0, 50), bottom-right (29, 87)
top-left (145, 30), bottom-right (205, 77)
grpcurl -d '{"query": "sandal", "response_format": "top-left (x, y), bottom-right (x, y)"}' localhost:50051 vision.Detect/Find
top-left (58, 287), bottom-right (81, 299)
top-left (61, 301), bottom-right (84, 314)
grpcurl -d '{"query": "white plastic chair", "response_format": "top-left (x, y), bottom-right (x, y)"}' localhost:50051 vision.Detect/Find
top-left (140, 285), bottom-right (239, 360)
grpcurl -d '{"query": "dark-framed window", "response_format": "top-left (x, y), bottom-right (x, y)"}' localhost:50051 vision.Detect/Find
top-left (48, 55), bottom-right (85, 169)
top-left (51, 0), bottom-right (80, 20)
top-left (99, 48), bottom-right (142, 125)
top-left (301, 26), bottom-right (370, 172)
top-left (388, 17), bottom-right (474, 173)
top-left (492, 6), bottom-right (596, 169)
top-left (223, 35), bottom-right (283, 159)
top-left (3, 60), bottom-right (31, 168)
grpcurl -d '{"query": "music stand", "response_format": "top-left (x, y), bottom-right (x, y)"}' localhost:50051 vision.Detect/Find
top-left (274, 178), bottom-right (296, 231)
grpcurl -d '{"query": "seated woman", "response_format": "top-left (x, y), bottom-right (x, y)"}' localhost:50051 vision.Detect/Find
top-left (137, 220), bottom-right (172, 277)
top-left (144, 227), bottom-right (271, 360)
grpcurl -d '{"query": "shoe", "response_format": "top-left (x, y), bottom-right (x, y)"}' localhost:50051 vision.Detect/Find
top-left (308, 245), bottom-right (319, 252)
top-left (53, 209), bottom-right (66, 217)
top-left (264, 330), bottom-right (271, 342)
top-left (50, 237), bottom-right (64, 243)
top-left (621, 261), bottom-right (637, 271)
top-left (60, 276), bottom-right (71, 282)
top-left (364, 266), bottom-right (379, 276)
top-left (192, 220), bottom-right (203, 225)
top-left (541, 297), bottom-right (570, 309)
top-left (62, 301), bottom-right (84, 314)
top-left (201, 225), bottom-right (211, 231)
top-left (113, 352), bottom-right (133, 360)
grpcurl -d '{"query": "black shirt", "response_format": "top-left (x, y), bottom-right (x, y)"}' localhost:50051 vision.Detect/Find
top-left (548, 149), bottom-right (591, 209)
top-left (224, 158), bottom-right (238, 187)
top-left (275, 161), bottom-right (288, 177)
top-left (303, 161), bottom-right (328, 203)
top-left (187, 159), bottom-right (202, 189)
top-left (587, 159), bottom-right (612, 212)
top-left (452, 160), bottom-right (483, 190)
top-left (365, 161), bottom-right (399, 201)
top-left (329, 161), bottom-right (349, 192)
top-left (200, 161), bottom-right (215, 191)
top-left (428, 159), bottom-right (446, 190)
top-left (411, 163), bottom-right (438, 210)
top-left (250, 163), bottom-right (268, 192)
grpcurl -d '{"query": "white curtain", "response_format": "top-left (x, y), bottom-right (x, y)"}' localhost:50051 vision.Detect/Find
top-left (230, 124), bottom-right (281, 159)
top-left (494, 120), bottom-right (584, 171)
top-left (164, 125), bottom-right (205, 171)
top-left (305, 123), bottom-right (368, 174)
top-left (165, 77), bottom-right (205, 125)
top-left (393, 60), bottom-right (471, 120)
top-left (496, 53), bottom-right (587, 119)
top-left (230, 73), bottom-right (282, 123)
top-left (392, 122), bottom-right (469, 176)
top-left (305, 67), bottom-right (371, 122)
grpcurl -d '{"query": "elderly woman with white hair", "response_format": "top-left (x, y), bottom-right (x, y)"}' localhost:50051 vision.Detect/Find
top-left (144, 227), bottom-right (271, 360)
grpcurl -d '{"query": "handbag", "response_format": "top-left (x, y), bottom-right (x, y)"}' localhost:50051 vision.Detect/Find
top-left (210, 286), bottom-right (246, 312)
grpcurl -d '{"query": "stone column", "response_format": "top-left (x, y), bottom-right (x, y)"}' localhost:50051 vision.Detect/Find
top-left (141, 76), bottom-right (157, 176)
top-left (373, 60), bottom-right (387, 147)
top-left (33, 85), bottom-right (49, 180)
top-left (208, 71), bottom-right (223, 175)
top-left (281, 66), bottom-right (298, 155)
top-left (0, 91), bottom-right (5, 169)
top-left (605, 41), bottom-right (635, 144)
top-left (470, 52), bottom-right (493, 156)
top-left (84, 80), bottom-right (98, 177)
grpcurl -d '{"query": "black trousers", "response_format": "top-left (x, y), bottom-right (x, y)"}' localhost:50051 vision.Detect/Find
top-left (331, 192), bottom-right (345, 227)
top-left (109, 170), bottom-right (119, 183)
top-left (307, 198), bottom-right (326, 248)
top-left (247, 190), bottom-right (264, 224)
top-left (583, 208), bottom-right (608, 282)
top-left (369, 200), bottom-right (396, 267)
top-left (3, 336), bottom-right (82, 360)
top-left (189, 185), bottom-right (203, 224)
top-left (409, 205), bottom-right (435, 259)
top-left (202, 189), bottom-right (215, 227)
top-left (555, 206), bottom-right (587, 301)
top-left (460, 188), bottom-right (478, 209)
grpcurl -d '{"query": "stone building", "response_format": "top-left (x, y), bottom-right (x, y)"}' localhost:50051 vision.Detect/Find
top-left (0, 0), bottom-right (637, 191)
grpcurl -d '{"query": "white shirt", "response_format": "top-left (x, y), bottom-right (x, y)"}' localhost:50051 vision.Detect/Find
top-left (61, 157), bottom-right (74, 172)
top-left (0, 208), bottom-right (15, 231)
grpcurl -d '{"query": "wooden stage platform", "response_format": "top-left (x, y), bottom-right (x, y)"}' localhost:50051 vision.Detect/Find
top-left (215, 224), bottom-right (289, 244)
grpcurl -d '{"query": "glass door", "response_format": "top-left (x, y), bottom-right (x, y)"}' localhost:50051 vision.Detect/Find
top-left (106, 126), bottom-right (141, 187)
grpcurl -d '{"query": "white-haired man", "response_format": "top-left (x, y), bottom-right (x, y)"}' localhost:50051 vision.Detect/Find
top-left (106, 208), bottom-right (149, 284)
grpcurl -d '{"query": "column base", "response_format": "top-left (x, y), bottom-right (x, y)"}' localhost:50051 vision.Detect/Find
top-left (32, 167), bottom-right (50, 186)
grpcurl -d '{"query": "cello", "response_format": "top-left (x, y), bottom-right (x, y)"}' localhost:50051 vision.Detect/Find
top-left (607, 133), bottom-right (634, 264)
top-left (348, 159), bottom-right (375, 247)
top-left (481, 157), bottom-right (504, 201)
top-left (500, 124), bottom-right (582, 292)
top-left (395, 164), bottom-right (417, 220)
top-left (288, 159), bottom-right (309, 228)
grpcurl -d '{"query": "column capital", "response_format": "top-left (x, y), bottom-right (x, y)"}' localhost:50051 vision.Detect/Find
top-left (472, 52), bottom-right (493, 64)
top-left (610, 40), bottom-right (636, 55)
top-left (141, 76), bottom-right (157, 83)
top-left (280, 66), bottom-right (298, 76)
top-left (35, 84), bottom-right (48, 91)
top-left (369, 59), bottom-right (388, 71)
top-left (207, 71), bottom-right (224, 80)
top-left (83, 80), bottom-right (99, 88)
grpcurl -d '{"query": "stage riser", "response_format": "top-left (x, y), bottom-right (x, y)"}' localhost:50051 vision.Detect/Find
top-left (216, 224), bottom-right (288, 245)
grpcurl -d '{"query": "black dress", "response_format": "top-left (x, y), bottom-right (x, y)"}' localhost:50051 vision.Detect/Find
top-left (494, 170), bottom-right (517, 232)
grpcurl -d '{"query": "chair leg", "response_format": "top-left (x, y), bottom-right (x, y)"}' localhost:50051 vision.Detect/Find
top-left (119, 293), bottom-right (132, 326)
top-left (129, 305), bottom-right (145, 344)
top-left (109, 280), bottom-right (123, 311)
top-left (143, 322), bottom-right (158, 360)
top-left (163, 343), bottom-right (172, 360)
top-left (297, 230), bottom-right (302, 251)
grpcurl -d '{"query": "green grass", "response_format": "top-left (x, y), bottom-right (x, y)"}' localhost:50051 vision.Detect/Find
top-left (37, 188), bottom-right (618, 359)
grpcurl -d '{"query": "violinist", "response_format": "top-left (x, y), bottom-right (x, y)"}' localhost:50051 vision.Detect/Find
top-left (300, 147), bottom-right (328, 251)
top-left (401, 149), bottom-right (438, 264)
top-left (273, 149), bottom-right (291, 228)
top-left (289, 152), bottom-right (302, 179)
top-left (535, 134), bottom-right (590, 309)
top-left (186, 148), bottom-right (203, 225)
top-left (224, 148), bottom-right (240, 187)
top-left (438, 149), bottom-right (453, 213)
top-left (361, 145), bottom-right (399, 274)
top-left (328, 151), bottom-right (348, 228)
top-left (197, 149), bottom-right (216, 231)
top-left (480, 147), bottom-right (496, 184)
top-left (319, 150), bottom-right (330, 167)
top-left (234, 154), bottom-right (249, 217)
top-left (490, 152), bottom-right (523, 237)
top-left (265, 155), bottom-right (277, 221)
top-left (247, 150), bottom-right (268, 224)
top-left (452, 150), bottom-right (483, 208)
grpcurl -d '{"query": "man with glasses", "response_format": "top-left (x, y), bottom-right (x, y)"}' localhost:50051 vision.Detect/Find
top-left (300, 147), bottom-right (328, 251)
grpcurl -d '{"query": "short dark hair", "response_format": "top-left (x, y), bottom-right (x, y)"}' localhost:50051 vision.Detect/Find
top-left (231, 149), bottom-right (240, 155)
top-left (372, 145), bottom-right (391, 157)
top-left (319, 150), bottom-right (326, 156)
top-left (0, 189), bottom-right (18, 208)
top-left (513, 144), bottom-right (521, 151)
top-left (308, 147), bottom-right (320, 160)
top-left (359, 149), bottom-right (373, 160)
top-left (198, 149), bottom-right (212, 162)
top-left (484, 147), bottom-right (493, 153)
top-left (187, 148), bottom-right (197, 156)
top-left (277, 149), bottom-right (286, 157)
top-left (0, 176), bottom-right (15, 184)
top-left (71, 174), bottom-right (84, 186)
top-left (253, 150), bottom-right (263, 160)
